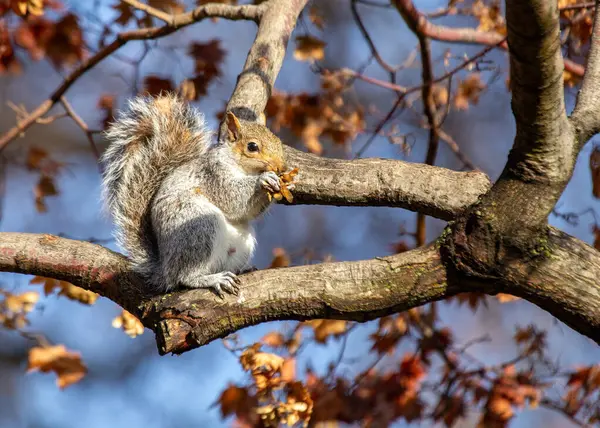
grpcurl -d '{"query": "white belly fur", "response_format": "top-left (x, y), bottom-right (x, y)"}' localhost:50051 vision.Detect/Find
top-left (209, 215), bottom-right (256, 274)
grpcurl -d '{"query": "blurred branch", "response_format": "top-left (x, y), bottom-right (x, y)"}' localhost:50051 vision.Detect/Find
top-left (122, 0), bottom-right (173, 23)
top-left (0, 2), bottom-right (263, 153)
top-left (571, 0), bottom-right (600, 145)
top-left (60, 97), bottom-right (101, 160)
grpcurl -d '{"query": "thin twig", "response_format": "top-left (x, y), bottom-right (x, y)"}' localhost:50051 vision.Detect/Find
top-left (123, 0), bottom-right (173, 23)
top-left (60, 97), bottom-right (101, 160)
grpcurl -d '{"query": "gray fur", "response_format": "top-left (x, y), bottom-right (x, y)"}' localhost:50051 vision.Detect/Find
top-left (101, 94), bottom-right (281, 294)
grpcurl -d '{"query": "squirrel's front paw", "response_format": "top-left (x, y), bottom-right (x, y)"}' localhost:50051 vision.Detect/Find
top-left (260, 171), bottom-right (281, 193)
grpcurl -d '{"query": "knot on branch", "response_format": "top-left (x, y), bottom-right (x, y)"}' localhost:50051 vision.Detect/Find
top-left (440, 206), bottom-right (554, 292)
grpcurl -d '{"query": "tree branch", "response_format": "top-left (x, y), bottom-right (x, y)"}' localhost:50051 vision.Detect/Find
top-left (571, 0), bottom-right (600, 145)
top-left (0, 2), bottom-right (262, 153)
top-left (283, 147), bottom-right (490, 220)
top-left (223, 0), bottom-right (308, 124)
top-left (467, 0), bottom-right (576, 240)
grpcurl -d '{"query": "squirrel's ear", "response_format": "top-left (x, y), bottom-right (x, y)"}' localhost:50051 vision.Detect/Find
top-left (225, 111), bottom-right (242, 142)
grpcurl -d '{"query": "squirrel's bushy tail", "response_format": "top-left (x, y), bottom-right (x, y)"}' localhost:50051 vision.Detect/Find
top-left (101, 94), bottom-right (211, 284)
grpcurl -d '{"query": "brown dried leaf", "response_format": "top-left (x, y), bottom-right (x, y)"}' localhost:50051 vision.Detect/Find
top-left (30, 276), bottom-right (98, 305)
top-left (112, 309), bottom-right (144, 338)
top-left (269, 248), bottom-right (290, 268)
top-left (0, 24), bottom-right (22, 74)
top-left (26, 147), bottom-right (48, 170)
top-left (454, 73), bottom-right (486, 111)
top-left (294, 35), bottom-right (326, 62)
top-left (261, 332), bottom-right (285, 347)
top-left (97, 94), bottom-right (115, 130)
top-left (308, 319), bottom-right (347, 343)
top-left (27, 345), bottom-right (87, 388)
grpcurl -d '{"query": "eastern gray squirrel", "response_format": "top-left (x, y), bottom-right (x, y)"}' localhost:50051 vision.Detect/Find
top-left (101, 94), bottom-right (292, 297)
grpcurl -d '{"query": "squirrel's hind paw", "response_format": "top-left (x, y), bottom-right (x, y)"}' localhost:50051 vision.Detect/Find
top-left (185, 271), bottom-right (240, 298)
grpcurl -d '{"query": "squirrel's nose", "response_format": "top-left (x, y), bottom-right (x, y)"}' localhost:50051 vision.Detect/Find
top-left (268, 158), bottom-right (286, 174)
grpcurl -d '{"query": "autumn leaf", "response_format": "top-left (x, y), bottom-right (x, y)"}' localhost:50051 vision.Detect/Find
top-left (261, 331), bottom-right (285, 347)
top-left (0, 24), bottom-right (22, 74)
top-left (269, 248), bottom-right (290, 269)
top-left (454, 73), bottom-right (486, 110)
top-left (97, 94), bottom-right (115, 130)
top-left (218, 385), bottom-right (256, 419)
top-left (112, 2), bottom-right (135, 26)
top-left (4, 290), bottom-right (39, 313)
top-left (12, 0), bottom-right (45, 17)
top-left (112, 309), bottom-right (144, 338)
top-left (45, 13), bottom-right (85, 68)
top-left (294, 35), bottom-right (326, 62)
top-left (27, 344), bottom-right (87, 389)
top-left (187, 39), bottom-right (226, 90)
top-left (26, 147), bottom-right (48, 170)
top-left (30, 276), bottom-right (98, 305)
top-left (307, 319), bottom-right (347, 343)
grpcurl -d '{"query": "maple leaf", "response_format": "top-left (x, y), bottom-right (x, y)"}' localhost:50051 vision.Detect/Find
top-left (112, 309), bottom-right (144, 338)
top-left (27, 344), bottom-right (87, 389)
top-left (45, 13), bottom-right (85, 68)
top-left (454, 73), bottom-right (486, 111)
top-left (188, 39), bottom-right (225, 86)
top-left (294, 35), bottom-right (326, 62)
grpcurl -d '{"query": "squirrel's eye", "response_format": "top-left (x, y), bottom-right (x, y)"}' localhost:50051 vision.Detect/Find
top-left (247, 142), bottom-right (259, 152)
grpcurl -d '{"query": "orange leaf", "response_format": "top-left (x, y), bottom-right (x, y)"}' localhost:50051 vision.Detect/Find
top-left (27, 345), bottom-right (87, 389)
top-left (112, 309), bottom-right (144, 338)
top-left (294, 35), bottom-right (326, 62)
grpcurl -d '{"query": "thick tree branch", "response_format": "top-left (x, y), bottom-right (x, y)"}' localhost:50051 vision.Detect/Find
top-left (0, 2), bottom-right (262, 152)
top-left (571, 0), bottom-right (600, 145)
top-left (223, 0), bottom-right (308, 123)
top-left (494, 227), bottom-right (600, 343)
top-left (466, 0), bottom-right (576, 241)
top-left (283, 147), bottom-right (490, 220)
